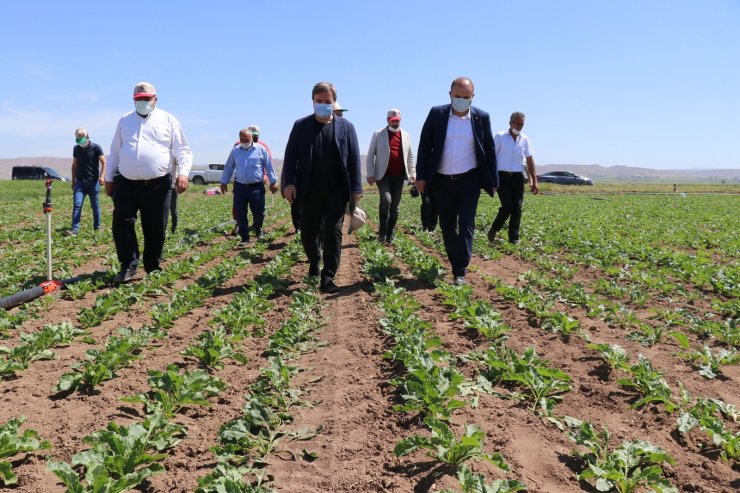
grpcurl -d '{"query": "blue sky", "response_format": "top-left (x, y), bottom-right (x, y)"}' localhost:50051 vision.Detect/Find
top-left (1, 0), bottom-right (738, 169)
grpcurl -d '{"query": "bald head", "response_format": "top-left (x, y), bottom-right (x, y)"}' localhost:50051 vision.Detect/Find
top-left (238, 129), bottom-right (253, 144)
top-left (450, 77), bottom-right (474, 92)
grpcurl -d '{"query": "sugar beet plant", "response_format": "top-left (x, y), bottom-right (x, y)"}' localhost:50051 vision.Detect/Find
top-left (54, 326), bottom-right (164, 394)
top-left (121, 364), bottom-right (227, 419)
top-left (391, 231), bottom-right (445, 286)
top-left (360, 233), bottom-right (523, 488)
top-left (438, 283), bottom-right (510, 342)
top-left (675, 386), bottom-right (739, 461)
top-left (0, 321), bottom-right (92, 379)
top-left (198, 283), bottom-right (322, 491)
top-left (395, 417), bottom-right (509, 469)
top-left (0, 417), bottom-right (51, 486)
top-left (563, 416), bottom-right (678, 493)
top-left (47, 410), bottom-right (185, 493)
top-left (469, 345), bottom-right (572, 423)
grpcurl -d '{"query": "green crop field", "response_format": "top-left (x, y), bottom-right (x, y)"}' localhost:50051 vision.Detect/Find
top-left (0, 179), bottom-right (737, 492)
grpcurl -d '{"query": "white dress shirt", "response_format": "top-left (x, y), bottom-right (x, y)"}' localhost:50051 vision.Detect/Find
top-left (494, 130), bottom-right (534, 173)
top-left (438, 110), bottom-right (477, 175)
top-left (106, 108), bottom-right (193, 181)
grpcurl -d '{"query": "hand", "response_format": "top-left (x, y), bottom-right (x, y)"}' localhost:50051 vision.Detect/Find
top-left (104, 181), bottom-right (114, 197)
top-left (416, 180), bottom-right (426, 194)
top-left (98, 178), bottom-right (104, 186)
top-left (409, 177), bottom-right (416, 184)
top-left (283, 184), bottom-right (297, 204)
top-left (269, 183), bottom-right (279, 194)
top-left (70, 181), bottom-right (75, 190)
top-left (219, 183), bottom-right (228, 194)
top-left (367, 176), bottom-right (376, 185)
top-left (352, 192), bottom-right (363, 203)
top-left (530, 182), bottom-right (540, 195)
top-left (176, 175), bottom-right (189, 194)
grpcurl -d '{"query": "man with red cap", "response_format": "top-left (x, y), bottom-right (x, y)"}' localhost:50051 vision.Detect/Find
top-left (105, 81), bottom-right (193, 282)
top-left (366, 108), bottom-right (416, 243)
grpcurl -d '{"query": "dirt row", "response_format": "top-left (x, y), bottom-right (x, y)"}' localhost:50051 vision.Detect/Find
top-left (2, 223), bottom-right (737, 492)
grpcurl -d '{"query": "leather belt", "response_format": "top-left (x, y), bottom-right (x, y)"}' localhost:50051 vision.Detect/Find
top-left (437, 169), bottom-right (476, 180)
top-left (122, 175), bottom-right (168, 187)
top-left (498, 170), bottom-right (523, 176)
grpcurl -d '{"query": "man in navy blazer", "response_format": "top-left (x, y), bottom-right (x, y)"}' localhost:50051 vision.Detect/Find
top-left (416, 77), bottom-right (498, 285)
top-left (282, 81), bottom-right (363, 293)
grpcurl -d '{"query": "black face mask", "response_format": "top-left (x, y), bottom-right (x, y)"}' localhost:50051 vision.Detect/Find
top-left (253, 136), bottom-right (259, 143)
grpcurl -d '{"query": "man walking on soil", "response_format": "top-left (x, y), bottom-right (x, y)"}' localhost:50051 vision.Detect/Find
top-left (66, 127), bottom-right (106, 236)
top-left (105, 82), bottom-right (193, 283)
top-left (221, 128), bottom-right (278, 245)
top-left (282, 81), bottom-right (363, 293)
top-left (366, 108), bottom-right (416, 243)
top-left (487, 111), bottom-right (539, 244)
top-left (415, 76), bottom-right (497, 285)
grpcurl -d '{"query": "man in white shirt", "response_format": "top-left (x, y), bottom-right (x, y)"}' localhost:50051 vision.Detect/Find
top-left (105, 82), bottom-right (193, 282)
top-left (487, 112), bottom-right (539, 244)
top-left (416, 77), bottom-right (498, 285)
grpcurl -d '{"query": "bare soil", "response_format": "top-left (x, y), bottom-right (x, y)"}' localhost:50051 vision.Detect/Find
top-left (0, 226), bottom-right (737, 493)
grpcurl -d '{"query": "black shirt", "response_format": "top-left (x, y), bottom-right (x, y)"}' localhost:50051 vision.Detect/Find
top-left (310, 119), bottom-right (343, 193)
top-left (73, 142), bottom-right (104, 181)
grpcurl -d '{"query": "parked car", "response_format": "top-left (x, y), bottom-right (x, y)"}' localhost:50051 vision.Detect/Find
top-left (537, 171), bottom-right (593, 185)
top-left (188, 163), bottom-right (224, 185)
top-left (12, 165), bottom-right (68, 181)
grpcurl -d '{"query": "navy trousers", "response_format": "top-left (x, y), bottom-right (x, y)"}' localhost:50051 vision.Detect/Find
top-left (432, 170), bottom-right (481, 277)
top-left (233, 181), bottom-right (266, 241)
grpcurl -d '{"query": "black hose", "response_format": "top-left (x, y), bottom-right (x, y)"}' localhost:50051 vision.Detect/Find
top-left (0, 276), bottom-right (83, 311)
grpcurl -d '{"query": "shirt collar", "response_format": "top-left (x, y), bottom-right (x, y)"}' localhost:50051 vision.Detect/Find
top-left (449, 107), bottom-right (471, 119)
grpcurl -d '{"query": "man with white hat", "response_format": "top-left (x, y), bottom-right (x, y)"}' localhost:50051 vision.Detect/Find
top-left (105, 81), bottom-right (193, 282)
top-left (366, 108), bottom-right (416, 243)
top-left (333, 102), bottom-right (348, 118)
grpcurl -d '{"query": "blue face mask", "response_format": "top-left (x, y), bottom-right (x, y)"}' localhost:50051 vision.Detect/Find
top-left (313, 102), bottom-right (334, 119)
top-left (451, 97), bottom-right (472, 113)
top-left (135, 100), bottom-right (154, 116)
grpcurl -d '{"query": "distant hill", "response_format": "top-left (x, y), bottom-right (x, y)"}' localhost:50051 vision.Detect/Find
top-left (1, 157), bottom-right (738, 184)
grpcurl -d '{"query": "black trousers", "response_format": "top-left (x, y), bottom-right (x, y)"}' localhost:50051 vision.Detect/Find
top-left (112, 174), bottom-right (172, 273)
top-left (299, 190), bottom-right (347, 281)
top-left (490, 171), bottom-right (525, 242)
top-left (420, 189), bottom-right (438, 231)
top-left (290, 201), bottom-right (301, 231)
top-left (169, 188), bottom-right (178, 233)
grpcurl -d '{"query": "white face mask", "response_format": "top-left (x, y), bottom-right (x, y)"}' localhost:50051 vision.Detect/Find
top-left (387, 125), bottom-right (400, 133)
top-left (135, 100), bottom-right (154, 116)
top-left (240, 142), bottom-right (253, 150)
top-left (451, 97), bottom-right (472, 113)
top-left (511, 128), bottom-right (521, 136)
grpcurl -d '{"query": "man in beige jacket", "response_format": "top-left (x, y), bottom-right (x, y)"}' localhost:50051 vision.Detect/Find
top-left (366, 108), bottom-right (416, 243)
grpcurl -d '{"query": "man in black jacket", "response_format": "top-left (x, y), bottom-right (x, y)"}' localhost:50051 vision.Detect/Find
top-left (282, 82), bottom-right (363, 293)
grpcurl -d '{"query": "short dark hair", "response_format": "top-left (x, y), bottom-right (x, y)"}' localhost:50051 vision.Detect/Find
top-left (510, 111), bottom-right (526, 123)
top-left (312, 82), bottom-right (336, 100)
top-left (450, 77), bottom-right (474, 92)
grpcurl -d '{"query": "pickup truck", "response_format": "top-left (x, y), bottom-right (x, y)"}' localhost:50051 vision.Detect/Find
top-left (188, 163), bottom-right (224, 185)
